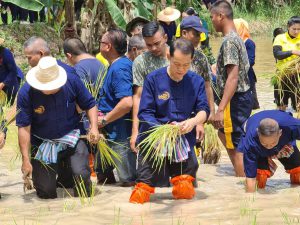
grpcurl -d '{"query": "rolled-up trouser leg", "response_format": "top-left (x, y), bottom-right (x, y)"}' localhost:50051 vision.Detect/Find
top-left (31, 159), bottom-right (58, 199)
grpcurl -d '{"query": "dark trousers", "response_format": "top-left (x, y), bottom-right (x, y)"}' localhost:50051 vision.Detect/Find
top-left (136, 150), bottom-right (199, 187)
top-left (258, 142), bottom-right (300, 171)
top-left (10, 4), bottom-right (28, 21)
top-left (31, 140), bottom-right (91, 199)
top-left (0, 2), bottom-right (9, 24)
top-left (250, 81), bottom-right (260, 110)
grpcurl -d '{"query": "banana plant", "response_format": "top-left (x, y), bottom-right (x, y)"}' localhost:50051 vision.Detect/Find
top-left (103, 0), bottom-right (154, 29)
top-left (2, 0), bottom-right (63, 11)
top-left (2, 0), bottom-right (44, 11)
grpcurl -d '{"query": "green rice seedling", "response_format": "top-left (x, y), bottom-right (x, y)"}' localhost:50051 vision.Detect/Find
top-left (73, 176), bottom-right (97, 206)
top-left (80, 134), bottom-right (122, 171)
top-left (97, 138), bottom-right (122, 171)
top-left (138, 123), bottom-right (183, 172)
top-left (281, 210), bottom-right (300, 225)
top-left (83, 67), bottom-right (107, 101)
top-left (63, 199), bottom-right (77, 212)
top-left (277, 57), bottom-right (300, 78)
top-left (273, 57), bottom-right (300, 114)
top-left (203, 124), bottom-right (221, 164)
top-left (113, 207), bottom-right (121, 225)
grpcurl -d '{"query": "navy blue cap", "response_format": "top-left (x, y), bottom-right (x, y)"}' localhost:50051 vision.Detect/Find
top-left (180, 16), bottom-right (207, 33)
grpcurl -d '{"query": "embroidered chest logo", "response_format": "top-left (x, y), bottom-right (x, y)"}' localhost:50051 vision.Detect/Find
top-left (158, 91), bottom-right (170, 100)
top-left (296, 43), bottom-right (300, 49)
top-left (34, 106), bottom-right (45, 114)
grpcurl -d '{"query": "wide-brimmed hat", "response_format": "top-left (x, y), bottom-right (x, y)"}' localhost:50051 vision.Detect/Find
top-left (26, 56), bottom-right (67, 91)
top-left (157, 7), bottom-right (181, 22)
top-left (0, 38), bottom-right (4, 45)
top-left (126, 16), bottom-right (150, 36)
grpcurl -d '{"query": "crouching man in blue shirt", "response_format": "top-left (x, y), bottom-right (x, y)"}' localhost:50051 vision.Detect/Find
top-left (238, 110), bottom-right (300, 192)
top-left (17, 56), bottom-right (100, 199)
top-left (129, 39), bottom-right (209, 204)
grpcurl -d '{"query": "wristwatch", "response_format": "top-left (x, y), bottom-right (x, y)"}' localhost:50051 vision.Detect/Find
top-left (101, 117), bottom-right (107, 127)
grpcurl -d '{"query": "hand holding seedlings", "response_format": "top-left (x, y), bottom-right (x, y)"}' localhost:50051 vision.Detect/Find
top-left (178, 118), bottom-right (197, 135)
top-left (23, 173), bottom-right (33, 193)
top-left (213, 110), bottom-right (224, 129)
top-left (87, 127), bottom-right (100, 144)
top-left (21, 159), bottom-right (33, 192)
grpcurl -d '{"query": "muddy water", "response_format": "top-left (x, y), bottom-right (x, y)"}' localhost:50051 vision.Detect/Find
top-left (1, 38), bottom-right (299, 225)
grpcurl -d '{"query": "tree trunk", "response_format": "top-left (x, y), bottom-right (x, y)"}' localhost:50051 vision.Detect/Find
top-left (161, 0), bottom-right (166, 9)
top-left (153, 0), bottom-right (159, 20)
top-left (64, 0), bottom-right (77, 39)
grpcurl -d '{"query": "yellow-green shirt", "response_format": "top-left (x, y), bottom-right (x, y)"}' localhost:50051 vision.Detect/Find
top-left (96, 53), bottom-right (109, 68)
top-left (273, 32), bottom-right (300, 67)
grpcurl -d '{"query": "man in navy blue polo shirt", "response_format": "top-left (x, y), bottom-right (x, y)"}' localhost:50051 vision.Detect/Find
top-left (17, 56), bottom-right (99, 199)
top-left (238, 110), bottom-right (300, 192)
top-left (97, 28), bottom-right (136, 186)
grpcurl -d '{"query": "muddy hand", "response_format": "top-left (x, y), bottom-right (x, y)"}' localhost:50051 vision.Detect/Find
top-left (23, 174), bottom-right (33, 193)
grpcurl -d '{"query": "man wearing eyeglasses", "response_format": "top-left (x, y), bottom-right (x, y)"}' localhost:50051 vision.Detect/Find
top-left (97, 28), bottom-right (136, 187)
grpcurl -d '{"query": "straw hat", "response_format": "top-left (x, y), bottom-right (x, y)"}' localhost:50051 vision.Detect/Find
top-left (26, 56), bottom-right (67, 91)
top-left (157, 7), bottom-right (181, 22)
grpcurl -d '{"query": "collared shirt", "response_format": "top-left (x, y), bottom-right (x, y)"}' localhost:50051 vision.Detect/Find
top-left (273, 32), bottom-right (300, 67)
top-left (133, 51), bottom-right (169, 87)
top-left (138, 67), bottom-right (210, 148)
top-left (16, 65), bottom-right (95, 146)
top-left (74, 58), bottom-right (105, 84)
top-left (98, 56), bottom-right (132, 141)
top-left (216, 31), bottom-right (250, 96)
top-left (237, 110), bottom-right (300, 178)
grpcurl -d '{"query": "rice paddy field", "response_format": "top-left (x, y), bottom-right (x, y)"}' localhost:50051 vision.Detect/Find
top-left (1, 37), bottom-right (300, 225)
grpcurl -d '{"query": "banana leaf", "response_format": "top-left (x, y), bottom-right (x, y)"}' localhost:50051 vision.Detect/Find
top-left (104, 0), bottom-right (126, 30)
top-left (3, 0), bottom-right (44, 11)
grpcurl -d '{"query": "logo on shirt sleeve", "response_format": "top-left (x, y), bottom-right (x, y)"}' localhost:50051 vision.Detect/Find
top-left (34, 106), bottom-right (45, 114)
top-left (158, 91), bottom-right (170, 100)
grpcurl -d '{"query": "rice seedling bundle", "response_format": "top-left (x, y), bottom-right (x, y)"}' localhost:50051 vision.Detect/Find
top-left (97, 138), bottom-right (122, 171)
top-left (203, 124), bottom-right (221, 164)
top-left (0, 90), bottom-right (19, 134)
top-left (0, 90), bottom-right (7, 106)
top-left (138, 123), bottom-right (188, 171)
top-left (277, 57), bottom-right (300, 78)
